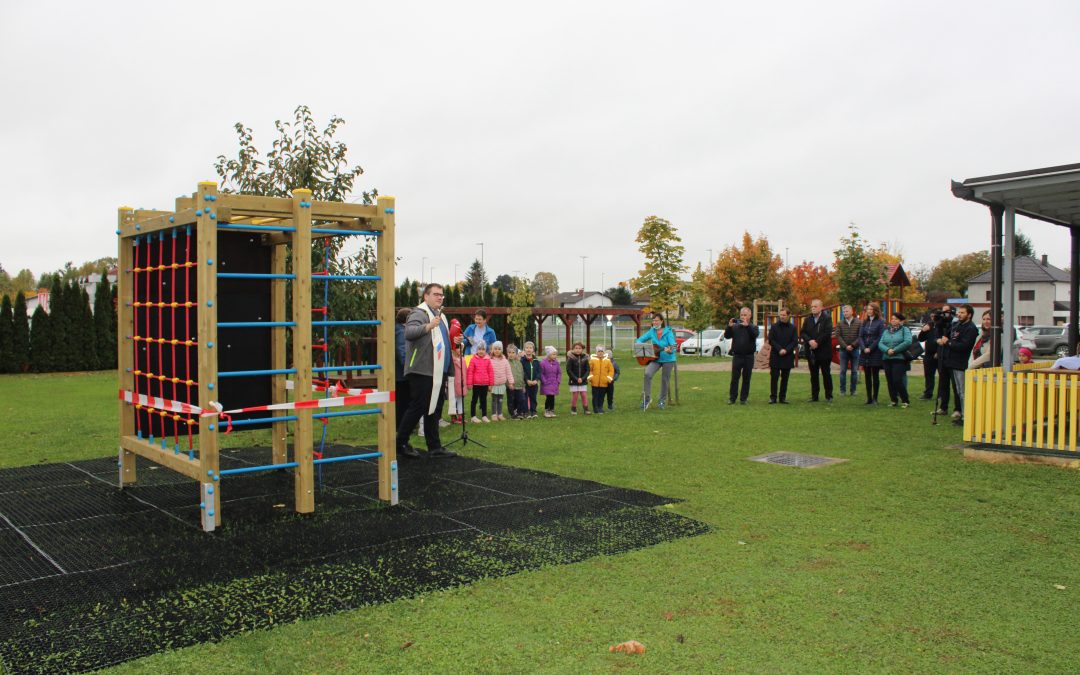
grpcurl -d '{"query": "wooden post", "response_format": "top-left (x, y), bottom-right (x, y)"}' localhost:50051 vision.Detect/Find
top-left (537, 314), bottom-right (544, 349)
top-left (117, 207), bottom-right (137, 486)
top-left (196, 181), bottom-right (221, 530)
top-left (292, 189), bottom-right (315, 514)
top-left (376, 196), bottom-right (398, 504)
top-left (271, 242), bottom-right (288, 465)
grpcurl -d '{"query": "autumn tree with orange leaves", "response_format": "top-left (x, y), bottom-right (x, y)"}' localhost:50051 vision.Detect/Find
top-left (786, 261), bottom-right (838, 314)
top-left (705, 232), bottom-right (789, 324)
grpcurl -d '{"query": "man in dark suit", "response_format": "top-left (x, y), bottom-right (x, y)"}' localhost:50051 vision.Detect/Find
top-left (799, 299), bottom-right (834, 402)
top-left (768, 307), bottom-right (798, 404)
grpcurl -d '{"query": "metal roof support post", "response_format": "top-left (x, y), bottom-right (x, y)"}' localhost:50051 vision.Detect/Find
top-left (1002, 206), bottom-right (1015, 372)
top-left (1071, 227), bottom-right (1079, 355)
top-left (990, 204), bottom-right (1004, 368)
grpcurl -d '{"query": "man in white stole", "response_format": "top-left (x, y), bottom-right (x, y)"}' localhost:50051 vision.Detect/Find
top-left (397, 283), bottom-right (457, 458)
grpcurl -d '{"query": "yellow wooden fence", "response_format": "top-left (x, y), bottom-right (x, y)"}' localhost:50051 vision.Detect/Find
top-left (964, 362), bottom-right (1080, 452)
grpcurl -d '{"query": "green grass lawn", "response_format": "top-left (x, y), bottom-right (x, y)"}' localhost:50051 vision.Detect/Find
top-left (2, 363), bottom-right (1079, 672)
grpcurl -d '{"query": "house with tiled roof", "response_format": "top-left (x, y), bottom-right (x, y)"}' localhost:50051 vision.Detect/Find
top-left (966, 255), bottom-right (1069, 325)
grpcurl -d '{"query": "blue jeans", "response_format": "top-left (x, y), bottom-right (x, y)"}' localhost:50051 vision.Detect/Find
top-left (838, 348), bottom-right (860, 392)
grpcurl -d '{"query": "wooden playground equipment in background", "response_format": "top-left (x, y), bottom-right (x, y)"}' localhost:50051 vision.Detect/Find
top-left (116, 182), bottom-right (398, 532)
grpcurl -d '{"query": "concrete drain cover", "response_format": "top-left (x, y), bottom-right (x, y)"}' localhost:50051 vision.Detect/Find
top-left (748, 452), bottom-right (847, 469)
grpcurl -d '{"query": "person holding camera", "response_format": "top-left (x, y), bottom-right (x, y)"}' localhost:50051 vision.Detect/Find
top-left (917, 306), bottom-right (948, 400)
top-left (799, 299), bottom-right (834, 402)
top-left (768, 307), bottom-right (797, 404)
top-left (937, 303), bottom-right (979, 425)
top-left (725, 307), bottom-right (759, 405)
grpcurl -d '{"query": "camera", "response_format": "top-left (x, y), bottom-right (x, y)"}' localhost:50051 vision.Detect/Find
top-left (932, 309), bottom-right (953, 332)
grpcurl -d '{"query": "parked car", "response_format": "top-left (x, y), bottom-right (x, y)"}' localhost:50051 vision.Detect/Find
top-left (680, 329), bottom-right (725, 356)
top-left (718, 326), bottom-right (765, 356)
top-left (1018, 325), bottom-right (1071, 357)
top-left (672, 329), bottom-right (695, 349)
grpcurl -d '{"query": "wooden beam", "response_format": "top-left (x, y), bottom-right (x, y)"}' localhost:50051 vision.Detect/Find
top-left (120, 435), bottom-right (202, 481)
top-left (195, 181), bottom-right (221, 527)
top-left (186, 194), bottom-right (384, 223)
top-left (271, 242), bottom-right (288, 465)
top-left (310, 201), bottom-right (380, 221)
top-left (120, 208), bottom-right (198, 238)
top-left (262, 231), bottom-right (294, 247)
top-left (117, 207), bottom-right (137, 485)
top-left (292, 189), bottom-right (315, 514)
top-left (376, 196), bottom-right (397, 504)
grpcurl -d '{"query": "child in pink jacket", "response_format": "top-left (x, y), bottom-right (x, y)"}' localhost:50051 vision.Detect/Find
top-left (488, 341), bottom-right (515, 421)
top-left (467, 342), bottom-right (494, 422)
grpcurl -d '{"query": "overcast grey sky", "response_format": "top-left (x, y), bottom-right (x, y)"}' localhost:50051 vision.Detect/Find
top-left (2, 1), bottom-right (1078, 293)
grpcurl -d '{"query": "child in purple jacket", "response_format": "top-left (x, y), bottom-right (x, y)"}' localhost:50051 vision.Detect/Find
top-left (539, 345), bottom-right (562, 418)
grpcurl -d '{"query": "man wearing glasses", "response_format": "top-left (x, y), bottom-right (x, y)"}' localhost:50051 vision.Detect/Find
top-left (396, 283), bottom-right (457, 458)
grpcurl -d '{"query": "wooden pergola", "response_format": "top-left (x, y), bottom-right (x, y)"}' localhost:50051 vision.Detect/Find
top-left (441, 307), bottom-right (644, 353)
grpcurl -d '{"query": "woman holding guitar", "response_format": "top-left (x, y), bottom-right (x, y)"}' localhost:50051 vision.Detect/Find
top-left (635, 314), bottom-right (677, 410)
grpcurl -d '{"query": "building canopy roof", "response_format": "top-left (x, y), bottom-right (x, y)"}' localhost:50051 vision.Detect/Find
top-left (952, 163), bottom-right (1080, 227)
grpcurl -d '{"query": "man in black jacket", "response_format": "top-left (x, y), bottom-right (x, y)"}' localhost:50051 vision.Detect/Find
top-left (937, 303), bottom-right (979, 425)
top-left (917, 307), bottom-right (947, 400)
top-left (799, 299), bottom-right (834, 402)
top-left (725, 307), bottom-right (759, 404)
top-left (768, 307), bottom-right (798, 404)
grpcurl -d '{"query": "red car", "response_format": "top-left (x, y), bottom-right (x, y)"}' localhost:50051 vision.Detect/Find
top-left (673, 329), bottom-right (695, 348)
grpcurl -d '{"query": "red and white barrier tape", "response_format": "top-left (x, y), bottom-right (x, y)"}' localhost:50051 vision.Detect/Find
top-left (119, 387), bottom-right (394, 418)
top-left (120, 390), bottom-right (204, 415)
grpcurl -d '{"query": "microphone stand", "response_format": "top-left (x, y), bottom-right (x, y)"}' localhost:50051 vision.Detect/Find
top-left (445, 344), bottom-right (488, 449)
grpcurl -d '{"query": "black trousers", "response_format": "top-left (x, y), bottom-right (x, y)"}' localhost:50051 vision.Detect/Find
top-left (729, 354), bottom-right (754, 402)
top-left (864, 366), bottom-right (881, 402)
top-left (808, 356), bottom-right (833, 400)
top-left (605, 383), bottom-right (615, 409)
top-left (922, 352), bottom-right (938, 397)
top-left (591, 386), bottom-right (607, 412)
top-left (470, 385), bottom-right (489, 417)
top-left (396, 373), bottom-right (446, 451)
top-left (395, 377), bottom-right (412, 438)
top-left (770, 368), bottom-right (790, 401)
top-left (939, 366), bottom-right (963, 413)
top-left (544, 394), bottom-right (556, 411)
top-left (883, 360), bottom-right (910, 404)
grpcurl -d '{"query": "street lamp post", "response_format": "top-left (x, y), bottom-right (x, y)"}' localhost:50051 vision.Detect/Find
top-left (579, 256), bottom-right (588, 343)
top-left (580, 256), bottom-right (587, 300)
top-left (707, 248), bottom-right (713, 266)
top-left (421, 256), bottom-right (428, 284)
top-left (476, 242), bottom-right (484, 273)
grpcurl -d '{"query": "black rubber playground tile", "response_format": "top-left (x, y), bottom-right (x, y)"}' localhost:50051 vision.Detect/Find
top-left (0, 446), bottom-right (709, 674)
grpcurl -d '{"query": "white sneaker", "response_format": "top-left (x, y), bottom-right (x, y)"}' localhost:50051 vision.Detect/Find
top-left (471, 416), bottom-right (481, 423)
top-left (482, 416), bottom-right (490, 423)
top-left (952, 410), bottom-right (962, 420)
top-left (438, 418), bottom-right (450, 428)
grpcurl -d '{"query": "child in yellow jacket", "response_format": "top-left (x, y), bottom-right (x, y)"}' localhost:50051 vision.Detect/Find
top-left (588, 345), bottom-right (615, 415)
